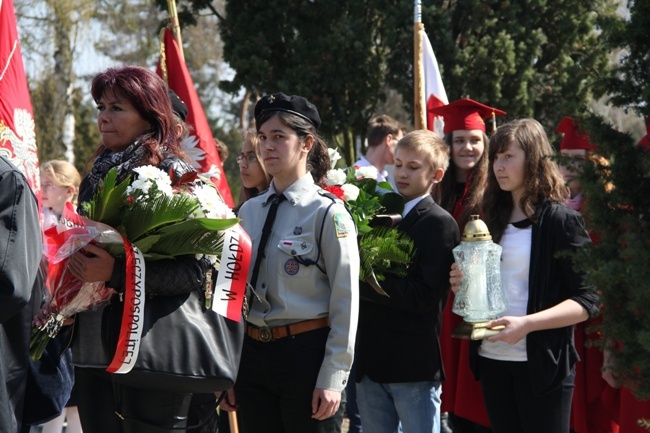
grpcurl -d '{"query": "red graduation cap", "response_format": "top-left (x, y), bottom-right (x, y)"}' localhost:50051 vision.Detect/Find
top-left (428, 98), bottom-right (506, 134)
top-left (556, 116), bottom-right (596, 151)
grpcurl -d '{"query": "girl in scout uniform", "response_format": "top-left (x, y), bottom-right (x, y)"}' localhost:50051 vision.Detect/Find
top-left (220, 93), bottom-right (359, 433)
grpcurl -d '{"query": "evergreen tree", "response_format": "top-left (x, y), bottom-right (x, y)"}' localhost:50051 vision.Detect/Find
top-left (218, 1), bottom-right (396, 165)
top-left (572, 0), bottom-right (650, 401)
top-left (387, 0), bottom-right (617, 132)
top-left (575, 114), bottom-right (650, 400)
top-left (599, 0), bottom-right (650, 119)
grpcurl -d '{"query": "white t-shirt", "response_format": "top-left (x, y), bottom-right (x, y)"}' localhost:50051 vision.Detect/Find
top-left (479, 220), bottom-right (532, 362)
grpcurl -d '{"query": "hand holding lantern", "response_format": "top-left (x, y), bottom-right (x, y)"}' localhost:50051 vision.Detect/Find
top-left (452, 215), bottom-right (507, 339)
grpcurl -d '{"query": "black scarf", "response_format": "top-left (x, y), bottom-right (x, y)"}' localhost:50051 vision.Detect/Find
top-left (77, 142), bottom-right (151, 211)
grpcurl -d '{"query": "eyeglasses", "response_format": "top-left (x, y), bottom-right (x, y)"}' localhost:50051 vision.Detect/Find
top-left (236, 154), bottom-right (259, 165)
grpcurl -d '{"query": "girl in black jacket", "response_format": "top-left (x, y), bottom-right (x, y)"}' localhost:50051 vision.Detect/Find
top-left (450, 118), bottom-right (599, 433)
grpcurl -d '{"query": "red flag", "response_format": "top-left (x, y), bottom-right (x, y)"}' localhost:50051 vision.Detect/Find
top-left (0, 0), bottom-right (40, 192)
top-left (156, 28), bottom-right (234, 208)
top-left (422, 30), bottom-right (448, 135)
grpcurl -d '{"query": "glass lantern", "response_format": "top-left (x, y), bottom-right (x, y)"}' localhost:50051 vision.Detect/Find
top-left (452, 215), bottom-right (507, 339)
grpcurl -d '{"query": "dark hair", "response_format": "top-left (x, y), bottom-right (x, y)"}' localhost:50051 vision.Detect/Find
top-left (434, 131), bottom-right (489, 230)
top-left (483, 118), bottom-right (569, 242)
top-left (366, 115), bottom-right (401, 148)
top-left (238, 129), bottom-right (271, 204)
top-left (256, 111), bottom-right (330, 184)
top-left (91, 66), bottom-right (184, 165)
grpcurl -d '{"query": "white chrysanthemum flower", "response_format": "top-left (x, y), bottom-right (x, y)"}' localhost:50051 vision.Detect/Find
top-left (328, 147), bottom-right (342, 169)
top-left (325, 169), bottom-right (347, 186)
top-left (129, 165), bottom-right (173, 197)
top-left (341, 184), bottom-right (360, 201)
top-left (133, 165), bottom-right (168, 182)
top-left (193, 185), bottom-right (235, 219)
top-left (355, 165), bottom-right (379, 180)
top-left (126, 178), bottom-right (152, 196)
top-left (156, 181), bottom-right (174, 197)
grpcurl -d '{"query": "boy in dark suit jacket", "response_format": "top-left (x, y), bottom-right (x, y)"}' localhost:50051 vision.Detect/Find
top-left (355, 130), bottom-right (460, 433)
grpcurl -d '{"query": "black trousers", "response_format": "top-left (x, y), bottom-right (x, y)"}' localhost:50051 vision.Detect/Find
top-left (478, 356), bottom-right (574, 433)
top-left (76, 367), bottom-right (195, 433)
top-left (235, 327), bottom-right (343, 433)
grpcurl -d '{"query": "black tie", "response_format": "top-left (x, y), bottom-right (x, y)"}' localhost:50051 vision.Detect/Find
top-left (249, 194), bottom-right (286, 292)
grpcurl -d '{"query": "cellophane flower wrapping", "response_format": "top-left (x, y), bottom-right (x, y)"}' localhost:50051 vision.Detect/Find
top-left (30, 206), bottom-right (122, 360)
top-left (322, 153), bottom-right (414, 293)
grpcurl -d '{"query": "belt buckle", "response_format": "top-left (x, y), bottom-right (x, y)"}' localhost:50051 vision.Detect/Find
top-left (258, 326), bottom-right (273, 343)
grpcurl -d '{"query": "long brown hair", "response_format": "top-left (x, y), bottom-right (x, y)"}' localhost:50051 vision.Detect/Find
top-left (434, 131), bottom-right (489, 229)
top-left (483, 118), bottom-right (569, 242)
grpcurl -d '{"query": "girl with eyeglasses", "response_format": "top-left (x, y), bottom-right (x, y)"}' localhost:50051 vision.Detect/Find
top-left (235, 129), bottom-right (271, 213)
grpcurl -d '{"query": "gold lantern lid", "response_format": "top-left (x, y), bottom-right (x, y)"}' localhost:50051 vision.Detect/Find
top-left (462, 215), bottom-right (492, 242)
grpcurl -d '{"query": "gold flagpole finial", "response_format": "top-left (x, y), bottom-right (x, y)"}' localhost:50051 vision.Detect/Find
top-left (166, 0), bottom-right (185, 62)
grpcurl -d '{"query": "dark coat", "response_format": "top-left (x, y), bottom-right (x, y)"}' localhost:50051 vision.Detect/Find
top-left (0, 157), bottom-right (42, 432)
top-left (470, 200), bottom-right (600, 395)
top-left (356, 195), bottom-right (460, 383)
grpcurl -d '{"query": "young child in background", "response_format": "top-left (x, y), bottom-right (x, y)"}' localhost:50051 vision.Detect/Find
top-left (39, 160), bottom-right (83, 433)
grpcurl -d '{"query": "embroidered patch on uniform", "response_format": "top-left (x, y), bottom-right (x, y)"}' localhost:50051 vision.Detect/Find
top-left (293, 226), bottom-right (302, 235)
top-left (333, 213), bottom-right (351, 238)
top-left (284, 258), bottom-right (300, 275)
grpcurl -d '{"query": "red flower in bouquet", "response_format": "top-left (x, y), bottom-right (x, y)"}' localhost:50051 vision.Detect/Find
top-left (323, 185), bottom-right (345, 200)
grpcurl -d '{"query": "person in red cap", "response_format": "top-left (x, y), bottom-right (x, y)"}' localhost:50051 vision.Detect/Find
top-left (430, 98), bottom-right (505, 433)
top-left (557, 116), bottom-right (598, 212)
top-left (555, 116), bottom-right (620, 433)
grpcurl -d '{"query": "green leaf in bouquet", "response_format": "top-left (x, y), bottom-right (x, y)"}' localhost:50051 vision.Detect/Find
top-left (82, 168), bottom-right (131, 226)
top-left (122, 193), bottom-right (200, 241)
top-left (376, 180), bottom-right (394, 191)
top-left (132, 234), bottom-right (161, 254)
top-left (359, 227), bottom-right (415, 282)
top-left (146, 217), bottom-right (240, 257)
top-left (356, 221), bottom-right (373, 236)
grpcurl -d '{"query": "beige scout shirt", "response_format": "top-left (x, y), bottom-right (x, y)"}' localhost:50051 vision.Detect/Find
top-left (238, 172), bottom-right (359, 392)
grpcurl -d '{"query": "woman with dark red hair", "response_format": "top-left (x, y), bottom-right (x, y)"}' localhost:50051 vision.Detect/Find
top-left (69, 66), bottom-right (213, 433)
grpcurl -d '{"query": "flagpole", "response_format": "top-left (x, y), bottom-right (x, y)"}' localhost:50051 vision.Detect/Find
top-left (413, 0), bottom-right (426, 130)
top-left (166, 0), bottom-right (185, 61)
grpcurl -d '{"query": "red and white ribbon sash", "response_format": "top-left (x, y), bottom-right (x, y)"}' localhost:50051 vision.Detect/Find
top-left (106, 239), bottom-right (146, 374)
top-left (213, 225), bottom-right (252, 322)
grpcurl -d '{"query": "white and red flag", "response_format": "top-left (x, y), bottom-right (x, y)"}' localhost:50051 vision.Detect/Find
top-left (0, 0), bottom-right (40, 191)
top-left (422, 30), bottom-right (448, 135)
top-left (156, 28), bottom-right (234, 207)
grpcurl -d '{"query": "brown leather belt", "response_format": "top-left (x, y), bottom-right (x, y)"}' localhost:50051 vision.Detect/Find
top-left (246, 317), bottom-right (330, 343)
